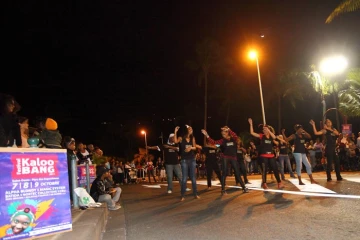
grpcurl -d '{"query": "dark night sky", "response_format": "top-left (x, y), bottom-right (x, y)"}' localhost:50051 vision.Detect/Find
top-left (3, 0), bottom-right (360, 156)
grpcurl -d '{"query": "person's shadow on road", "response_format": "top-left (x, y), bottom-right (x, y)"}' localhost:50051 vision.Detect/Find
top-left (172, 194), bottom-right (239, 226)
top-left (244, 192), bottom-right (293, 219)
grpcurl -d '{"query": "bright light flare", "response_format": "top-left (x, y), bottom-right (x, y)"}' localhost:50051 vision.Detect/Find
top-left (141, 130), bottom-right (146, 135)
top-left (320, 56), bottom-right (348, 75)
top-left (249, 51), bottom-right (257, 60)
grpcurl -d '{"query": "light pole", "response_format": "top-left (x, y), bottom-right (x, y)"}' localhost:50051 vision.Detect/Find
top-left (141, 130), bottom-right (148, 156)
top-left (249, 50), bottom-right (266, 125)
top-left (319, 55), bottom-right (348, 130)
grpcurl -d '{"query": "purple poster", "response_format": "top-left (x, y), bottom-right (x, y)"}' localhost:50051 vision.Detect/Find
top-left (0, 148), bottom-right (72, 239)
top-left (77, 165), bottom-right (96, 188)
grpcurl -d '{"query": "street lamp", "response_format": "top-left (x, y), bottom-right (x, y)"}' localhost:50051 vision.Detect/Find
top-left (141, 130), bottom-right (148, 155)
top-left (320, 56), bottom-right (347, 75)
top-left (319, 55), bottom-right (348, 130)
top-left (249, 50), bottom-right (266, 125)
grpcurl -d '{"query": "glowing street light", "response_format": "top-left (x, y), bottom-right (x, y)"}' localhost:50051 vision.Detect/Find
top-left (320, 56), bottom-right (348, 75)
top-left (141, 130), bottom-right (148, 155)
top-left (248, 50), bottom-right (266, 125)
top-left (319, 55), bottom-right (348, 130)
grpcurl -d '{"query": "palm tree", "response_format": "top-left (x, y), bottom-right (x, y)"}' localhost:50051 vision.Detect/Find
top-left (186, 38), bottom-right (220, 142)
top-left (326, 0), bottom-right (360, 23)
top-left (338, 68), bottom-right (360, 116)
top-left (270, 69), bottom-right (311, 133)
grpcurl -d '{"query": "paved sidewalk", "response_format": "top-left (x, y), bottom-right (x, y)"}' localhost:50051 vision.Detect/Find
top-left (102, 201), bottom-right (126, 240)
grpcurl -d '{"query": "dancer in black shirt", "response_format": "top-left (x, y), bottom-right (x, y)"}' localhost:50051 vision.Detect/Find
top-left (203, 144), bottom-right (222, 190)
top-left (310, 119), bottom-right (342, 182)
top-left (248, 118), bottom-right (284, 190)
top-left (202, 126), bottom-right (249, 195)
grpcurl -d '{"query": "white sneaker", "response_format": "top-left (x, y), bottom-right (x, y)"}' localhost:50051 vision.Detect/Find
top-left (186, 188), bottom-right (191, 192)
top-left (109, 206), bottom-right (121, 211)
top-left (167, 190), bottom-right (172, 194)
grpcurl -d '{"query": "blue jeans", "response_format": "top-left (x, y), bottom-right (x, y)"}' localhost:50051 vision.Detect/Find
top-left (165, 164), bottom-right (182, 191)
top-left (278, 155), bottom-right (295, 179)
top-left (180, 158), bottom-right (197, 197)
top-left (293, 153), bottom-right (312, 176)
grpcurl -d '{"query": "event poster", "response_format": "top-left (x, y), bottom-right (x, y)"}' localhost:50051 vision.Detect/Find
top-left (0, 148), bottom-right (72, 240)
top-left (77, 165), bottom-right (96, 188)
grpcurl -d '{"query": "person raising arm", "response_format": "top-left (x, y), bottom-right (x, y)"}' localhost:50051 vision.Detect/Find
top-left (310, 119), bottom-right (342, 182)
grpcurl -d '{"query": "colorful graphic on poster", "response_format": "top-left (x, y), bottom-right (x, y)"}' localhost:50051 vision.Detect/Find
top-left (77, 165), bottom-right (96, 187)
top-left (0, 149), bottom-right (72, 239)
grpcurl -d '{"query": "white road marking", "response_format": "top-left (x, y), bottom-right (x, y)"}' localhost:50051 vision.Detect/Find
top-left (142, 185), bottom-right (161, 188)
top-left (246, 179), bottom-right (262, 189)
top-left (196, 180), bottom-right (221, 186)
top-left (344, 177), bottom-right (360, 183)
top-left (142, 178), bottom-right (360, 199)
top-left (287, 179), bottom-right (336, 194)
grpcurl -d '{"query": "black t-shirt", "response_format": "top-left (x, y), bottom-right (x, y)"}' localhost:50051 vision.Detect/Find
top-left (293, 134), bottom-right (306, 153)
top-left (325, 129), bottom-right (336, 150)
top-left (237, 149), bottom-right (244, 160)
top-left (259, 134), bottom-right (273, 155)
top-left (221, 138), bottom-right (237, 157)
top-left (203, 147), bottom-right (217, 163)
top-left (279, 142), bottom-right (288, 155)
top-left (179, 137), bottom-right (195, 159)
top-left (160, 144), bottom-right (179, 165)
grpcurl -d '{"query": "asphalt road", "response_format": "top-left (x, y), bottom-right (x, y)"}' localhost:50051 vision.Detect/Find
top-left (116, 172), bottom-right (360, 240)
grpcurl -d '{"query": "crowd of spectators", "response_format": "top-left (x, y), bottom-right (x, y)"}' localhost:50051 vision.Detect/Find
top-left (0, 93), bottom-right (122, 211)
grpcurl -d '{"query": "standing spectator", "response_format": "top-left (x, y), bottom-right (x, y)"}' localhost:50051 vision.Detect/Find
top-left (146, 157), bottom-right (157, 183)
top-left (314, 138), bottom-right (324, 170)
top-left (18, 117), bottom-right (30, 148)
top-left (76, 142), bottom-right (91, 165)
top-left (356, 132), bottom-right (360, 156)
top-left (62, 136), bottom-right (76, 201)
top-left (117, 162), bottom-right (125, 185)
top-left (157, 158), bottom-right (166, 182)
top-left (0, 94), bottom-right (21, 147)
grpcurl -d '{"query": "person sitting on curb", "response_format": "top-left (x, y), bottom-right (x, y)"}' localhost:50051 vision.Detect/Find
top-left (90, 166), bottom-right (121, 211)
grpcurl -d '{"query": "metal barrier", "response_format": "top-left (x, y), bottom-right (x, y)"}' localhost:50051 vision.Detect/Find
top-left (70, 154), bottom-right (79, 209)
top-left (85, 161), bottom-right (91, 193)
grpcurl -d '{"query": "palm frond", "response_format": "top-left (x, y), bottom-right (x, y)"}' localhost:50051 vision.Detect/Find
top-left (326, 0), bottom-right (360, 23)
top-left (338, 86), bottom-right (360, 117)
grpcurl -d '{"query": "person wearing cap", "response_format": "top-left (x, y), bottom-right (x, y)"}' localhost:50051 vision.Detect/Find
top-left (310, 119), bottom-right (343, 182)
top-left (282, 125), bottom-right (318, 185)
top-left (248, 118), bottom-right (284, 190)
top-left (38, 118), bottom-right (62, 148)
top-left (90, 166), bottom-right (121, 210)
top-left (174, 125), bottom-right (199, 201)
top-left (202, 126), bottom-right (249, 195)
top-left (147, 133), bottom-right (182, 194)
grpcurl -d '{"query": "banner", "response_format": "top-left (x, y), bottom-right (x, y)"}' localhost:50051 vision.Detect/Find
top-left (342, 124), bottom-right (352, 135)
top-left (77, 165), bottom-right (96, 188)
top-left (0, 148), bottom-right (72, 240)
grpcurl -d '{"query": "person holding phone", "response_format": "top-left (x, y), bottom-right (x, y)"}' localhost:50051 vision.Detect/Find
top-left (310, 119), bottom-right (343, 182)
top-left (282, 125), bottom-right (318, 185)
top-left (248, 118), bottom-right (284, 190)
top-left (201, 126), bottom-right (249, 195)
top-left (174, 125), bottom-right (199, 201)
